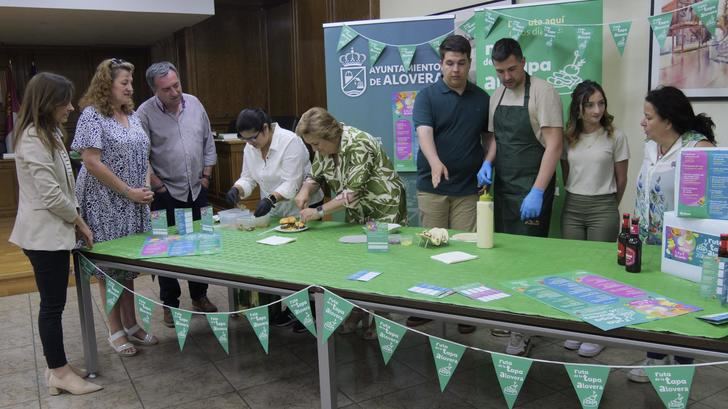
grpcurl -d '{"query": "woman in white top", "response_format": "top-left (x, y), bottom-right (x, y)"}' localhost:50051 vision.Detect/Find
top-left (10, 72), bottom-right (102, 395)
top-left (560, 80), bottom-right (629, 358)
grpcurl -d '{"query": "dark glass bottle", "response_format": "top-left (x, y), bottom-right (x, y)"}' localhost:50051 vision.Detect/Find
top-left (626, 218), bottom-right (642, 273)
top-left (617, 213), bottom-right (630, 265)
top-left (720, 234), bottom-right (728, 258)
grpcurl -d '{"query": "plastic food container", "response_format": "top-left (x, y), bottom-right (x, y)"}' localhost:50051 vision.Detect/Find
top-left (237, 214), bottom-right (255, 231)
top-left (218, 208), bottom-right (250, 228)
top-left (254, 213), bottom-right (270, 228)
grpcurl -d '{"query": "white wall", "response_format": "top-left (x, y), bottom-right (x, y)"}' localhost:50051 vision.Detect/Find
top-left (381, 0), bottom-right (728, 214)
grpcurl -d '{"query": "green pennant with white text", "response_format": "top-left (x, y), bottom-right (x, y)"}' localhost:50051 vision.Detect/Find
top-left (104, 277), bottom-right (124, 315)
top-left (244, 305), bottom-right (270, 354)
top-left (134, 295), bottom-right (155, 335)
top-left (283, 289), bottom-right (316, 336)
top-left (458, 15), bottom-right (477, 39)
top-left (428, 33), bottom-right (450, 57)
top-left (648, 12), bottom-right (674, 49)
top-left (337, 25), bottom-right (358, 51)
top-left (398, 45), bottom-right (417, 72)
top-left (646, 365), bottom-right (695, 409)
top-left (609, 21), bottom-right (631, 56)
top-left (368, 39), bottom-right (386, 66)
top-left (374, 315), bottom-right (407, 365)
top-left (509, 19), bottom-right (526, 41)
top-left (321, 290), bottom-right (355, 342)
top-left (692, 0), bottom-right (719, 37)
top-left (543, 25), bottom-right (558, 48)
top-left (483, 9), bottom-right (499, 38)
top-left (565, 364), bottom-right (610, 409)
top-left (170, 307), bottom-right (192, 350)
top-left (206, 313), bottom-right (230, 354)
top-left (79, 255), bottom-right (95, 281)
top-left (491, 352), bottom-right (533, 409)
top-left (429, 337), bottom-right (466, 391)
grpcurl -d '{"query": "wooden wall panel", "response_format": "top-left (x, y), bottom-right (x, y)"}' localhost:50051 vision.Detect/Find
top-left (266, 2), bottom-right (296, 118)
top-left (292, 0), bottom-right (329, 114)
top-left (331, 0), bottom-right (379, 22)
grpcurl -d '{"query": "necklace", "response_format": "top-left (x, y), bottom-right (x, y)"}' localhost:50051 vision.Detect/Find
top-left (657, 136), bottom-right (680, 160)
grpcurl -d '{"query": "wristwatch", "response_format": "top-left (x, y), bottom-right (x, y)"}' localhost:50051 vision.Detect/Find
top-left (316, 205), bottom-right (324, 218)
top-left (267, 194), bottom-right (277, 204)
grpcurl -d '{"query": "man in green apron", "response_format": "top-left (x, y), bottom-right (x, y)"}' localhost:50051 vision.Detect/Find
top-left (484, 38), bottom-right (564, 356)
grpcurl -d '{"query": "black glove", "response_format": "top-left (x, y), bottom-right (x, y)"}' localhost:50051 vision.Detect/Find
top-left (254, 195), bottom-right (276, 217)
top-left (225, 186), bottom-right (240, 206)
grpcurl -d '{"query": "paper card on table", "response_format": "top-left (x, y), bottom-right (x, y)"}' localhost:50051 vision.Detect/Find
top-left (134, 295), bottom-right (155, 334)
top-left (408, 283), bottom-right (454, 298)
top-left (697, 312), bottom-right (728, 325)
top-left (244, 305), bottom-right (270, 354)
top-left (168, 235), bottom-right (197, 256)
top-left (206, 313), bottom-right (230, 354)
top-left (140, 236), bottom-right (169, 258)
top-left (454, 283), bottom-right (510, 303)
top-left (151, 210), bottom-right (168, 236)
top-left (170, 307), bottom-right (192, 350)
top-left (105, 277), bottom-right (124, 315)
top-left (491, 352), bottom-right (533, 409)
top-left (174, 208), bottom-right (193, 235)
top-left (321, 290), bottom-right (355, 343)
top-left (257, 236), bottom-right (296, 246)
top-left (429, 337), bottom-right (465, 391)
top-left (430, 251), bottom-right (478, 264)
top-left (283, 289), bottom-right (316, 336)
top-left (200, 206), bottom-right (214, 232)
top-left (374, 315), bottom-right (407, 365)
top-left (564, 364), bottom-right (610, 409)
top-left (646, 365), bottom-right (695, 409)
top-left (347, 270), bottom-right (381, 282)
top-left (197, 233), bottom-right (222, 255)
top-left (366, 221), bottom-right (389, 253)
top-left (627, 297), bottom-right (701, 319)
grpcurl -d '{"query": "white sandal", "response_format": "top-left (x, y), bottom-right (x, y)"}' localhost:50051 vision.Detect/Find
top-left (124, 324), bottom-right (159, 345)
top-left (108, 330), bottom-right (137, 356)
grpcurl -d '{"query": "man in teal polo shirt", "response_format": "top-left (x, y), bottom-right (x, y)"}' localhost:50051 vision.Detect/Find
top-left (411, 34), bottom-right (490, 333)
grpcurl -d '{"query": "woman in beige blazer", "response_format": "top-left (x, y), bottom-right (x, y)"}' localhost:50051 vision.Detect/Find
top-left (9, 72), bottom-right (102, 395)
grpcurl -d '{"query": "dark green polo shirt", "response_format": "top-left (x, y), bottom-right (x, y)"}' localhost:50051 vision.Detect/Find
top-left (413, 77), bottom-right (490, 196)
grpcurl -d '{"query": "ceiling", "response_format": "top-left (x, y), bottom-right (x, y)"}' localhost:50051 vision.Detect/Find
top-left (0, 6), bottom-right (215, 46)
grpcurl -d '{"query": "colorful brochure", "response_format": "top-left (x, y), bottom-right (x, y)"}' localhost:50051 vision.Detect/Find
top-left (151, 210), bottom-right (168, 236)
top-left (678, 149), bottom-right (728, 219)
top-left (201, 206), bottom-right (214, 233)
top-left (408, 283), bottom-right (454, 298)
top-left (175, 208), bottom-right (193, 235)
top-left (348, 270), bottom-right (382, 282)
top-left (453, 283), bottom-right (510, 303)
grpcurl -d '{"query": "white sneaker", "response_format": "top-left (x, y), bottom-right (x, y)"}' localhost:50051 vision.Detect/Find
top-left (563, 339), bottom-right (581, 350)
top-left (577, 343), bottom-right (605, 358)
top-left (627, 356), bottom-right (672, 383)
top-left (506, 332), bottom-right (532, 356)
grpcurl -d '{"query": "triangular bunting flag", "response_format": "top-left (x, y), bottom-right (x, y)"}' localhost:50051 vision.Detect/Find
top-left (374, 315), bottom-right (407, 365)
top-left (104, 277), bottom-right (124, 315)
top-left (458, 15), bottom-right (477, 39)
top-left (398, 45), bottom-right (417, 72)
top-left (576, 26), bottom-right (596, 54)
top-left (543, 25), bottom-right (558, 48)
top-left (692, 0), bottom-right (719, 37)
top-left (429, 337), bottom-right (466, 391)
top-left (206, 313), bottom-right (230, 354)
top-left (170, 307), bottom-right (192, 350)
top-left (565, 364), bottom-right (610, 409)
top-left (78, 255), bottom-right (95, 281)
top-left (483, 9), bottom-right (499, 38)
top-left (283, 289), bottom-right (316, 336)
top-left (368, 39), bottom-right (387, 66)
top-left (646, 365), bottom-right (695, 409)
top-left (337, 25), bottom-right (358, 51)
top-left (509, 19), bottom-right (527, 41)
top-left (428, 33), bottom-right (450, 57)
top-left (134, 295), bottom-right (155, 335)
top-left (321, 290), bottom-right (355, 343)
top-left (609, 21), bottom-right (632, 56)
top-left (648, 12), bottom-right (674, 49)
top-left (244, 305), bottom-right (270, 354)
top-left (491, 352), bottom-right (533, 409)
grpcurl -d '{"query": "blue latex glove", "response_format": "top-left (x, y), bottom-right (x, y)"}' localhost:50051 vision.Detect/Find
top-left (477, 160), bottom-right (492, 186)
top-left (520, 187), bottom-right (544, 220)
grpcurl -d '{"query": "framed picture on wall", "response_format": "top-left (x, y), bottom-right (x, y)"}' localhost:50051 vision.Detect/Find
top-left (649, 0), bottom-right (728, 99)
top-left (433, 0), bottom-right (515, 82)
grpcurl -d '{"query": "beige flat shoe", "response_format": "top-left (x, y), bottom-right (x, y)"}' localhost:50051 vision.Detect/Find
top-left (108, 330), bottom-right (137, 356)
top-left (48, 371), bottom-right (102, 395)
top-left (124, 324), bottom-right (158, 345)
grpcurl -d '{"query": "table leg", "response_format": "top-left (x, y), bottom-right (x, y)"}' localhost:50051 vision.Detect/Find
top-left (73, 253), bottom-right (99, 377)
top-left (228, 287), bottom-right (236, 312)
top-left (314, 291), bottom-right (336, 409)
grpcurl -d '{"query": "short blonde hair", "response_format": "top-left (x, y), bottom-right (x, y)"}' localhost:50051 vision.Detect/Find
top-left (79, 58), bottom-right (135, 117)
top-left (296, 107), bottom-right (343, 142)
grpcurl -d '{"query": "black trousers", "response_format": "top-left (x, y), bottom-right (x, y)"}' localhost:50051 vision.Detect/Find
top-left (24, 249), bottom-right (71, 369)
top-left (151, 187), bottom-right (209, 307)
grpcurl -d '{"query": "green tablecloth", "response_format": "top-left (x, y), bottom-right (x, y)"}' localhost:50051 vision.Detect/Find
top-left (85, 221), bottom-right (728, 339)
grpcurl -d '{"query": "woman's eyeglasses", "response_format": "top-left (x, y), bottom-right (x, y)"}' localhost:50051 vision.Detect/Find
top-left (239, 131), bottom-right (260, 142)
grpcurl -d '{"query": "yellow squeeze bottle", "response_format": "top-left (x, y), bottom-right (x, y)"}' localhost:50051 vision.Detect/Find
top-left (476, 191), bottom-right (494, 249)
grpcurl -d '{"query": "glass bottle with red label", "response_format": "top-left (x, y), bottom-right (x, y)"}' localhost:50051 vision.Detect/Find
top-left (617, 213), bottom-right (630, 265)
top-left (625, 217), bottom-right (642, 273)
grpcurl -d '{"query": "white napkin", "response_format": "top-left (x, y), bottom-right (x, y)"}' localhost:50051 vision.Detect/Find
top-left (430, 251), bottom-right (478, 264)
top-left (257, 236), bottom-right (296, 246)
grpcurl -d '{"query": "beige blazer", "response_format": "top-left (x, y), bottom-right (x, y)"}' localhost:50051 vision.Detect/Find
top-left (9, 126), bottom-right (80, 250)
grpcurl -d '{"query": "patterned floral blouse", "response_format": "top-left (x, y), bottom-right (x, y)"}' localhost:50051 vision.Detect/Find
top-left (310, 125), bottom-right (407, 225)
top-left (635, 131), bottom-right (708, 244)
